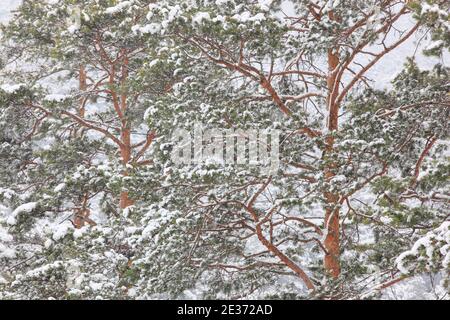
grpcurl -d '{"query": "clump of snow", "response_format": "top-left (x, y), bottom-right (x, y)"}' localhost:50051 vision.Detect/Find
top-left (231, 11), bottom-right (266, 24)
top-left (44, 94), bottom-right (69, 102)
top-left (66, 6), bottom-right (81, 34)
top-left (257, 0), bottom-right (273, 12)
top-left (53, 183), bottom-right (66, 193)
top-left (0, 83), bottom-right (24, 93)
top-left (24, 261), bottom-right (64, 278)
top-left (44, 239), bottom-right (53, 249)
top-left (192, 12), bottom-right (211, 25)
top-left (0, 229), bottom-right (13, 243)
top-left (127, 288), bottom-right (137, 297)
top-left (421, 3), bottom-right (448, 16)
top-left (73, 226), bottom-right (89, 239)
top-left (67, 24), bottom-right (79, 34)
top-left (66, 262), bottom-right (82, 289)
top-left (425, 40), bottom-right (444, 51)
top-left (331, 174), bottom-right (347, 184)
top-left (138, 23), bottom-right (161, 34)
top-left (396, 221), bottom-right (450, 274)
top-left (52, 222), bottom-right (74, 241)
top-left (0, 243), bottom-right (16, 259)
top-left (6, 216), bottom-right (16, 226)
top-left (0, 189), bottom-right (14, 201)
top-left (105, 1), bottom-right (134, 15)
top-left (12, 202), bottom-right (38, 216)
top-left (215, 0), bottom-right (230, 6)
top-left (141, 220), bottom-right (159, 239)
top-left (7, 202), bottom-right (38, 225)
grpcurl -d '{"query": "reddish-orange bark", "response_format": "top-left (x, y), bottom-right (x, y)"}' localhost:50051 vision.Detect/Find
top-left (323, 10), bottom-right (342, 278)
top-left (118, 52), bottom-right (134, 209)
top-left (79, 65), bottom-right (87, 117)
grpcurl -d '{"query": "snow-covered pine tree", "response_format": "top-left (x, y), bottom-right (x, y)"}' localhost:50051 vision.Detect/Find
top-left (127, 0), bottom-right (449, 298)
top-left (0, 0), bottom-right (448, 299)
top-left (0, 0), bottom-right (176, 298)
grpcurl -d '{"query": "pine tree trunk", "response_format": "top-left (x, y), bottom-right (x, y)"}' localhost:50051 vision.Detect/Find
top-left (74, 65), bottom-right (89, 228)
top-left (119, 127), bottom-right (133, 209)
top-left (119, 52), bottom-right (134, 209)
top-left (79, 65), bottom-right (87, 117)
top-left (323, 40), bottom-right (341, 278)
